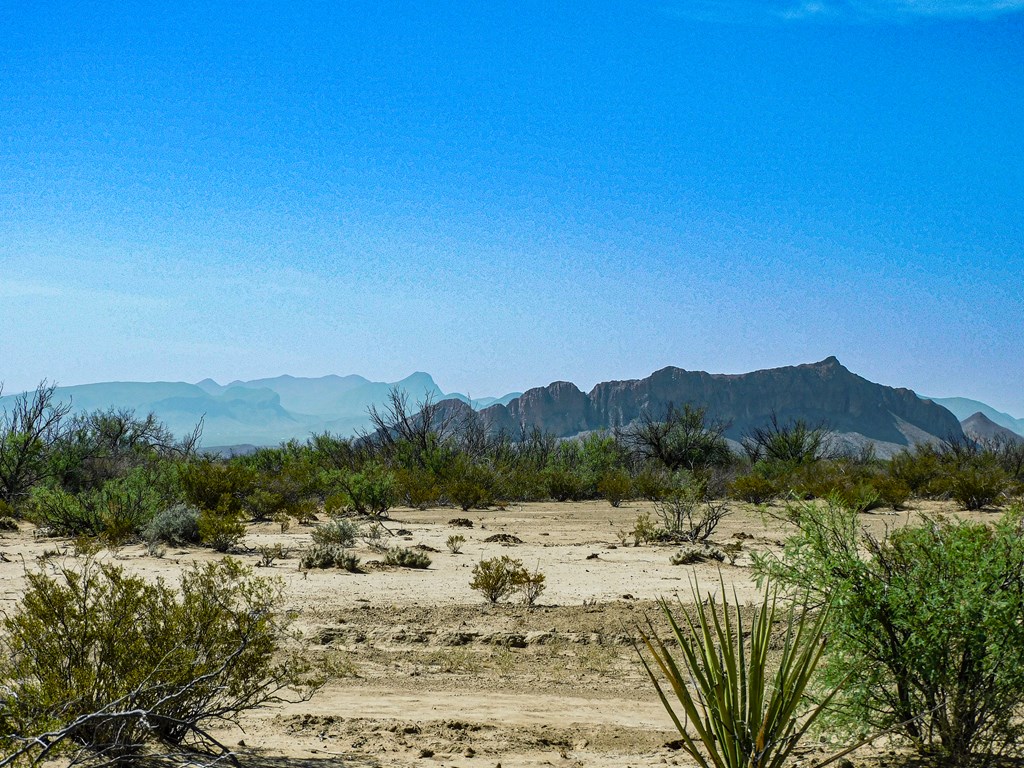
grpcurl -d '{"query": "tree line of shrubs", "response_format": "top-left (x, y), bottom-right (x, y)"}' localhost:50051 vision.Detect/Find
top-left (2, 384), bottom-right (1022, 552)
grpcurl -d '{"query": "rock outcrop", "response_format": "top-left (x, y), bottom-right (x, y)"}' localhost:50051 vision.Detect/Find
top-left (467, 357), bottom-right (963, 449)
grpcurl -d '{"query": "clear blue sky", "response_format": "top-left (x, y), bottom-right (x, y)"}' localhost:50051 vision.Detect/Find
top-left (2, 1), bottom-right (1022, 413)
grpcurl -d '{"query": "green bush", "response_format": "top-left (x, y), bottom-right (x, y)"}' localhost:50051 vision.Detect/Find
top-left (446, 534), bottom-right (466, 554)
top-left (0, 515), bottom-right (18, 532)
top-left (0, 558), bottom-right (323, 765)
top-left (597, 468), bottom-right (632, 507)
top-left (323, 463), bottom-right (397, 517)
top-left (311, 518), bottom-right (360, 548)
top-left (728, 471), bottom-right (780, 504)
top-left (870, 474), bottom-right (911, 510)
top-left (143, 503), bottom-right (201, 546)
top-left (470, 555), bottom-right (524, 603)
top-left (383, 547), bottom-right (431, 569)
top-left (943, 464), bottom-right (1007, 510)
top-left (197, 497), bottom-right (246, 552)
top-left (515, 565), bottom-right (546, 607)
top-left (468, 556), bottom-right (546, 605)
top-left (542, 466), bottom-right (585, 502)
top-left (759, 499), bottom-right (1024, 765)
top-left (632, 466), bottom-right (672, 501)
top-left (887, 448), bottom-right (941, 496)
top-left (653, 478), bottom-right (729, 542)
top-left (636, 578), bottom-right (832, 768)
top-left (395, 466), bottom-right (442, 509)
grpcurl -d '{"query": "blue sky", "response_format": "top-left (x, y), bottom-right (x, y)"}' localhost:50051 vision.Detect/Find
top-left (1, 1), bottom-right (1022, 413)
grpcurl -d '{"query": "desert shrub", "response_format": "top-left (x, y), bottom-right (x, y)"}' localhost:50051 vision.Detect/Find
top-left (635, 577), bottom-right (832, 768)
top-left (143, 502), bottom-right (201, 546)
top-left (542, 466), bottom-right (585, 502)
top-left (197, 497), bottom-right (246, 553)
top-left (943, 464), bottom-right (1008, 510)
top-left (728, 470), bottom-right (781, 504)
top-left (384, 546), bottom-right (431, 569)
top-left (515, 565), bottom-right (546, 607)
top-left (632, 465), bottom-right (672, 501)
top-left (395, 466), bottom-right (442, 509)
top-left (323, 462), bottom-right (397, 518)
top-left (311, 518), bottom-right (360, 548)
top-left (870, 474), bottom-right (911, 510)
top-left (256, 543), bottom-right (288, 567)
top-left (0, 515), bottom-right (19, 531)
top-left (758, 499), bottom-right (1024, 766)
top-left (620, 404), bottom-right (732, 473)
top-left (670, 544), bottom-right (725, 565)
top-left (632, 510), bottom-right (660, 545)
top-left (742, 413), bottom-right (834, 466)
top-left (26, 486), bottom-right (104, 538)
top-left (887, 448), bottom-right (942, 496)
top-left (0, 558), bottom-right (323, 765)
top-left (178, 459), bottom-right (251, 519)
top-left (300, 543), bottom-right (359, 571)
top-left (597, 468), bottom-right (632, 507)
top-left (653, 479), bottom-right (729, 542)
top-left (832, 480), bottom-right (883, 513)
top-left (470, 556), bottom-right (524, 603)
top-left (445, 466), bottom-right (496, 511)
top-left (446, 534), bottom-right (466, 554)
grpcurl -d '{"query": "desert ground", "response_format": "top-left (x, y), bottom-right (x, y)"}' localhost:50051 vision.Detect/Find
top-left (0, 498), bottom-right (977, 767)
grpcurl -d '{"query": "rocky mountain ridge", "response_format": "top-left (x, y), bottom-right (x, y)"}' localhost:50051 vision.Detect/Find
top-left (466, 357), bottom-right (964, 454)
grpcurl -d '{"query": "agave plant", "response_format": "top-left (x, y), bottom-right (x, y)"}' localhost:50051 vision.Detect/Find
top-left (636, 578), bottom-right (834, 768)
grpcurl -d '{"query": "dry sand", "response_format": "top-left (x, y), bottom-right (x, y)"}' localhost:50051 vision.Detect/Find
top-left (0, 498), bottom-right (976, 767)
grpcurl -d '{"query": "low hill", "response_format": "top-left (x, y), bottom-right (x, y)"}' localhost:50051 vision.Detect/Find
top-left (961, 412), bottom-right (1024, 444)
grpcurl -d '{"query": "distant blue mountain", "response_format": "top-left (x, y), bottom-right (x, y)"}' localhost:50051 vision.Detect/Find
top-left (0, 375), bottom-right (520, 448)
top-left (923, 396), bottom-right (1024, 437)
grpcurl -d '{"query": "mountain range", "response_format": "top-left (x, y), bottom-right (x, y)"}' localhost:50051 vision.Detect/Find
top-left (0, 374), bottom-right (519, 448)
top-left (457, 356), bottom-right (974, 456)
top-left (2, 358), bottom-right (1020, 452)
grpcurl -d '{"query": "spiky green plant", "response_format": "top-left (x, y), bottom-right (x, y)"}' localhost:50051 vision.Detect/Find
top-left (636, 578), bottom-right (834, 768)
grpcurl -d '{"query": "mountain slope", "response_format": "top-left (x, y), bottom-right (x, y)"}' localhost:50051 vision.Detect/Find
top-left (925, 396), bottom-right (1024, 437)
top-left (961, 412), bottom-right (1024, 444)
top-left (472, 357), bottom-right (963, 453)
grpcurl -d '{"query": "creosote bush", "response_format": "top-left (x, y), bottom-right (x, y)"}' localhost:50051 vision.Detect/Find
top-left (469, 556), bottom-right (545, 606)
top-left (0, 557), bottom-right (325, 766)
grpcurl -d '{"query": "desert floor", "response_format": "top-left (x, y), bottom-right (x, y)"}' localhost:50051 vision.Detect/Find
top-left (0, 498), bottom-right (979, 767)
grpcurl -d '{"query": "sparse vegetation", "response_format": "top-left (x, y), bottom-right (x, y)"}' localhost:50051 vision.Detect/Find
top-left (0, 558), bottom-right (325, 766)
top-left (300, 543), bottom-right (360, 571)
top-left (384, 546), bottom-right (431, 569)
top-left (446, 534), bottom-right (466, 553)
top-left (470, 556), bottom-right (524, 603)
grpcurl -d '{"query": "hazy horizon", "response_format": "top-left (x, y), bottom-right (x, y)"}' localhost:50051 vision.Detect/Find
top-left (2, 3), bottom-right (1022, 414)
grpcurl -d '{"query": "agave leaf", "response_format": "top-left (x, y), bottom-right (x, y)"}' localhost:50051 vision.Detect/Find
top-left (636, 576), bottom-right (834, 768)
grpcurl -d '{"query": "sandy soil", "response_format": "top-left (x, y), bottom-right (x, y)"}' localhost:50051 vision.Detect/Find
top-left (0, 498), bottom-right (978, 767)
